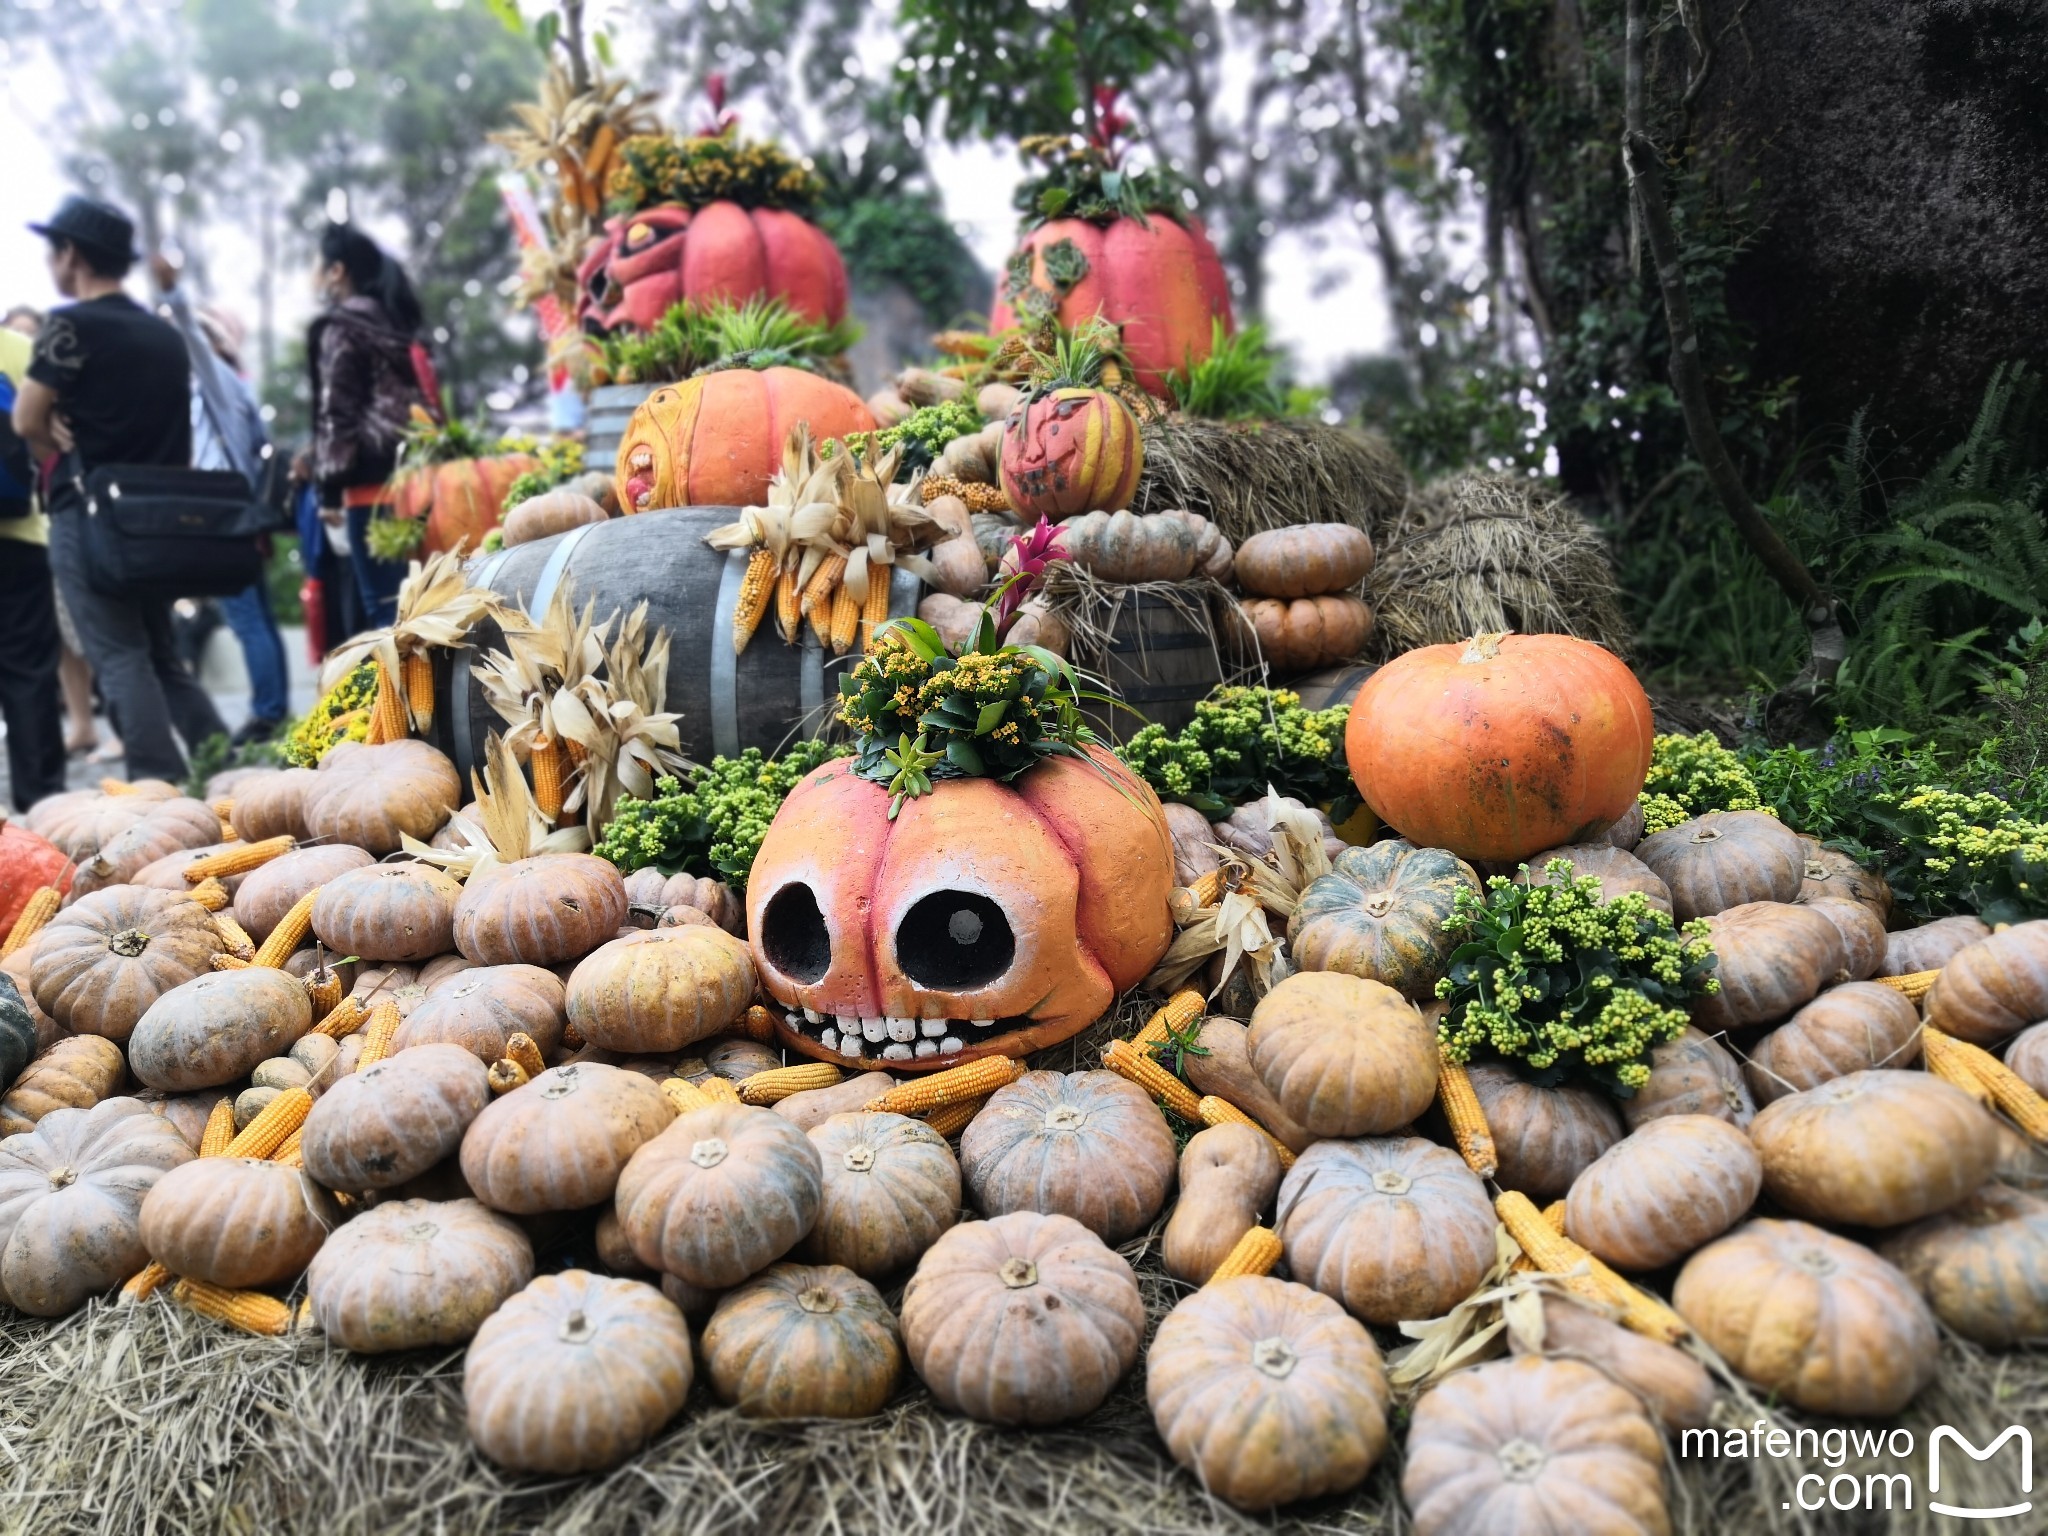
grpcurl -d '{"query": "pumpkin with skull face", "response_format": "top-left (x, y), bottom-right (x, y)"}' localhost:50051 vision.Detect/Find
top-left (746, 749), bottom-right (1175, 1069)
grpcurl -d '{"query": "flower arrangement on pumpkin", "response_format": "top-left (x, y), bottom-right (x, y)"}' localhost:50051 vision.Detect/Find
top-left (279, 659), bottom-right (378, 768)
top-left (1435, 863), bottom-right (1719, 1095)
top-left (1010, 89), bottom-right (1188, 232)
top-left (592, 295), bottom-right (857, 388)
top-left (372, 409), bottom-right (541, 560)
top-left (603, 127), bottom-right (824, 218)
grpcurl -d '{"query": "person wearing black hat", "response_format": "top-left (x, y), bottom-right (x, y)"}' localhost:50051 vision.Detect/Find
top-left (10, 194), bottom-right (226, 784)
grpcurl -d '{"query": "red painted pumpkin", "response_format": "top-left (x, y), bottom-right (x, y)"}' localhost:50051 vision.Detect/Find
top-left (615, 367), bottom-right (874, 512)
top-left (747, 748), bottom-right (1174, 1069)
top-left (988, 216), bottom-right (1234, 397)
top-left (0, 819), bottom-right (71, 937)
top-left (575, 201), bottom-right (850, 334)
top-left (997, 389), bottom-right (1143, 520)
top-left (1345, 632), bottom-right (1654, 863)
top-left (387, 454), bottom-right (538, 557)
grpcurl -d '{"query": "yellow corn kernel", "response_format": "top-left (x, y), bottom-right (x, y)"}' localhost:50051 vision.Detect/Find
top-left (774, 560), bottom-right (802, 641)
top-left (859, 570), bottom-right (892, 651)
top-left (1876, 969), bottom-right (1940, 1003)
top-left (698, 1075), bottom-right (743, 1106)
top-left (101, 776), bottom-right (141, 796)
top-left (212, 913), bottom-right (256, 962)
top-left (1497, 1190), bottom-right (1690, 1345)
top-left (798, 551), bottom-right (847, 618)
top-left (188, 877), bottom-right (230, 912)
top-left (224, 1088), bottom-right (312, 1159)
top-left (199, 1097), bottom-right (236, 1157)
top-left (488, 1059), bottom-right (529, 1095)
top-left (827, 583), bottom-right (861, 654)
top-left (734, 1004), bottom-right (778, 1044)
top-left (1103, 1040), bottom-right (1203, 1120)
top-left (663, 1077), bottom-right (714, 1115)
top-left (737, 1062), bottom-right (841, 1106)
top-left (1196, 1095), bottom-right (1297, 1169)
top-left (1, 887), bottom-right (61, 959)
top-left (1134, 989), bottom-right (1205, 1053)
top-left (211, 953), bottom-right (252, 972)
top-left (296, 1296), bottom-right (317, 1333)
top-left (271, 1127), bottom-right (304, 1167)
top-left (174, 1278), bottom-right (293, 1337)
top-left (211, 797), bottom-right (235, 823)
top-left (868, 1056), bottom-right (1026, 1116)
top-left (921, 1094), bottom-right (988, 1139)
top-left (402, 649), bottom-right (435, 733)
top-left (732, 547), bottom-right (777, 654)
top-left (1437, 1052), bottom-right (1499, 1179)
top-left (355, 1002), bottom-right (401, 1069)
top-left (530, 735), bottom-right (567, 822)
top-left (121, 1261), bottom-right (172, 1304)
top-left (314, 995), bottom-right (370, 1040)
top-left (367, 657), bottom-right (407, 744)
top-left (251, 888), bottom-right (320, 969)
top-left (303, 967), bottom-right (343, 1025)
top-left (1207, 1225), bottom-right (1283, 1285)
top-left (504, 1032), bottom-right (547, 1081)
top-left (182, 835), bottom-right (295, 883)
top-left (1925, 1026), bottom-right (2048, 1139)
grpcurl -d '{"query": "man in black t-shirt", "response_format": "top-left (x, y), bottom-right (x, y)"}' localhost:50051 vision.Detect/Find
top-left (11, 195), bottom-right (225, 784)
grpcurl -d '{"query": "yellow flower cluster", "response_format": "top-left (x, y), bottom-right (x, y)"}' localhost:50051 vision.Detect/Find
top-left (1897, 788), bottom-right (2048, 884)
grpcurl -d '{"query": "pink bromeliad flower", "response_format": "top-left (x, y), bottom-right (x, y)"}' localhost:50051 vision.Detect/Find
top-left (996, 517), bottom-right (1068, 638)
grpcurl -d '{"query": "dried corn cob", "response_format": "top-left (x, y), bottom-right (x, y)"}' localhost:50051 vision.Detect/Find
top-left (367, 657), bottom-right (407, 744)
top-left (1876, 969), bottom-right (1940, 1003)
top-left (1437, 1052), bottom-right (1499, 1179)
top-left (183, 835), bottom-right (295, 883)
top-left (488, 1059), bottom-right (530, 1095)
top-left (175, 1278), bottom-right (293, 1337)
top-left (101, 776), bottom-right (141, 795)
top-left (1497, 1190), bottom-right (1690, 1345)
top-left (1925, 1027), bottom-right (2048, 1139)
top-left (699, 1075), bottom-right (743, 1105)
top-left (1184, 869), bottom-right (1226, 912)
top-left (859, 570), bottom-right (892, 651)
top-left (1, 887), bottom-right (61, 958)
top-left (868, 1056), bottom-right (1026, 1115)
top-left (303, 966), bottom-right (344, 1024)
top-left (314, 995), bottom-right (370, 1040)
top-left (402, 649), bottom-right (434, 733)
top-left (799, 551), bottom-right (847, 617)
top-left (1196, 1094), bottom-right (1298, 1169)
top-left (738, 1062), bottom-right (841, 1105)
top-left (922, 1094), bottom-right (988, 1139)
top-left (504, 1032), bottom-right (547, 1081)
top-left (735, 1004), bottom-right (778, 1044)
top-left (827, 583), bottom-right (861, 654)
top-left (561, 1019), bottom-right (586, 1051)
top-left (212, 797), bottom-right (235, 824)
top-left (920, 474), bottom-right (1011, 512)
top-left (1921, 1027), bottom-right (1998, 1109)
top-left (1104, 1040), bottom-right (1203, 1120)
top-left (296, 1297), bottom-right (317, 1332)
top-left (188, 877), bottom-right (230, 912)
top-left (251, 888), bottom-right (320, 969)
top-left (271, 1127), bottom-right (305, 1167)
top-left (1207, 1225), bottom-right (1283, 1284)
top-left (530, 735), bottom-right (566, 823)
top-left (198, 1097), bottom-right (236, 1156)
top-left (222, 1088), bottom-right (311, 1160)
top-left (663, 1077), bottom-right (714, 1115)
top-left (774, 560), bottom-right (802, 641)
top-left (732, 547), bottom-right (777, 654)
top-left (121, 1261), bottom-right (172, 1304)
top-left (355, 1002), bottom-right (401, 1069)
top-left (211, 953), bottom-right (252, 972)
top-left (212, 913), bottom-right (256, 961)
top-left (1134, 990), bottom-right (1205, 1054)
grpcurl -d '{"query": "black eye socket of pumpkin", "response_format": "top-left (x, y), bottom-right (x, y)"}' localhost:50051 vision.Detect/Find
top-left (895, 891), bottom-right (1016, 991)
top-left (760, 883), bottom-right (831, 984)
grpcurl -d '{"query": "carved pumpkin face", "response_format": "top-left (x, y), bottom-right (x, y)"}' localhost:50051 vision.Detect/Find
top-left (576, 202), bottom-right (850, 336)
top-left (997, 388), bottom-right (1144, 521)
top-left (746, 750), bottom-right (1175, 1070)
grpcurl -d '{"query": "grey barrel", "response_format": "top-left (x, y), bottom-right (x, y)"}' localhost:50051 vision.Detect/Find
top-left (1074, 590), bottom-right (1227, 744)
top-left (584, 383), bottom-right (660, 476)
top-left (431, 506), bottom-right (921, 786)
top-left (1289, 663), bottom-right (1376, 712)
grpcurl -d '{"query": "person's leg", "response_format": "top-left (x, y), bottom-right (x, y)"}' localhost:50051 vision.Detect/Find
top-left (0, 542), bottom-right (67, 809)
top-left (140, 598), bottom-right (229, 761)
top-left (345, 504), bottom-right (402, 630)
top-left (216, 579), bottom-right (289, 730)
top-left (52, 587), bottom-right (99, 753)
top-left (46, 513), bottom-right (190, 782)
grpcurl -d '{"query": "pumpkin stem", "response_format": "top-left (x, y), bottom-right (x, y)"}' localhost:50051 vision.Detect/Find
top-left (690, 1137), bottom-right (730, 1169)
top-left (558, 1309), bottom-right (596, 1345)
top-left (108, 928), bottom-right (152, 958)
top-left (1043, 1105), bottom-right (1088, 1132)
top-left (797, 1286), bottom-right (838, 1315)
top-left (406, 1221), bottom-right (439, 1242)
top-left (1371, 1170), bottom-right (1413, 1196)
top-left (1459, 631), bottom-right (1512, 663)
top-left (842, 1146), bottom-right (876, 1173)
top-left (1495, 1438), bottom-right (1548, 1483)
top-left (1791, 1246), bottom-right (1838, 1278)
top-left (47, 1166), bottom-right (77, 1190)
top-left (1249, 1337), bottom-right (1298, 1379)
top-left (998, 1257), bottom-right (1039, 1290)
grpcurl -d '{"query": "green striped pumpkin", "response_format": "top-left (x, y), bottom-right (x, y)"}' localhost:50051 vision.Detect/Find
top-left (1287, 840), bottom-right (1479, 1002)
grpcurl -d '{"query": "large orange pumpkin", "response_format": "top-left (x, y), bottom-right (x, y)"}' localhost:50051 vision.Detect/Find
top-left (614, 367), bottom-right (874, 512)
top-left (1345, 632), bottom-right (1654, 863)
top-left (988, 216), bottom-right (1234, 397)
top-left (997, 388), bottom-right (1143, 520)
top-left (387, 454), bottom-right (538, 557)
top-left (746, 748), bottom-right (1174, 1069)
top-left (0, 819), bottom-right (71, 937)
top-left (575, 201), bottom-right (850, 334)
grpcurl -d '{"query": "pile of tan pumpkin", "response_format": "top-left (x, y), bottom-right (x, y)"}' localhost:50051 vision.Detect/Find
top-left (1, 730), bottom-right (2045, 1526)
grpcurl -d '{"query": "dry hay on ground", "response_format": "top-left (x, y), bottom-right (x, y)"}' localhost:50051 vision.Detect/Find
top-left (1369, 471), bottom-right (1631, 660)
top-left (1129, 418), bottom-right (1410, 547)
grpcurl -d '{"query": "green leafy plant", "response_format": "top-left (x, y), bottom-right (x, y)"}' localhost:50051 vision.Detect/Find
top-left (1011, 133), bottom-right (1186, 229)
top-left (1436, 864), bottom-right (1719, 1096)
top-left (829, 399), bottom-right (983, 473)
top-left (592, 740), bottom-right (849, 890)
top-left (597, 296), bottom-right (859, 386)
top-left (501, 439), bottom-right (587, 510)
top-left (365, 514), bottom-right (429, 563)
top-left (183, 731), bottom-right (230, 800)
top-left (393, 406), bottom-right (531, 470)
top-left (1638, 731), bottom-right (1767, 833)
top-left (1117, 687), bottom-right (1352, 819)
top-left (1163, 321), bottom-right (1288, 421)
top-left (604, 128), bottom-right (823, 217)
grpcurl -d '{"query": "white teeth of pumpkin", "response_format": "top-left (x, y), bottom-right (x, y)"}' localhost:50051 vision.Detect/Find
top-left (914, 1039), bottom-right (939, 1058)
top-left (970, 1018), bottom-right (996, 1030)
top-left (919, 1017), bottom-right (946, 1038)
top-left (886, 1016), bottom-right (916, 1042)
top-left (820, 1028), bottom-right (840, 1053)
top-left (941, 1036), bottom-right (964, 1055)
top-left (836, 1014), bottom-right (857, 1032)
top-left (803, 1007), bottom-right (821, 1023)
top-left (882, 1042), bottom-right (913, 1061)
top-left (861, 1017), bottom-right (886, 1043)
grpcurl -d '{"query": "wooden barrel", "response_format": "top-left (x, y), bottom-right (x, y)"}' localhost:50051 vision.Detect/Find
top-left (430, 506), bottom-right (921, 785)
top-left (1289, 663), bottom-right (1376, 712)
top-left (585, 383), bottom-right (659, 475)
top-left (1075, 590), bottom-right (1226, 743)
